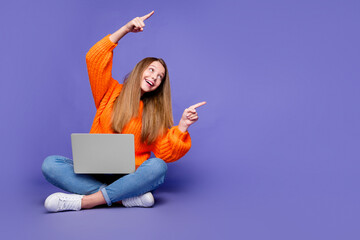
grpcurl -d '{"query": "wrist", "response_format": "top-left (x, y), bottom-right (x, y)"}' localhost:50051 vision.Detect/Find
top-left (178, 120), bottom-right (189, 132)
top-left (110, 26), bottom-right (130, 43)
top-left (121, 25), bottom-right (131, 34)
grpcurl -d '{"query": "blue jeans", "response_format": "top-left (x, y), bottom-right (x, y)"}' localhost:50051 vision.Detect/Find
top-left (41, 155), bottom-right (167, 206)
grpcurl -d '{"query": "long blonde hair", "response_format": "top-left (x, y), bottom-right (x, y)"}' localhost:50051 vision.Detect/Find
top-left (111, 57), bottom-right (173, 145)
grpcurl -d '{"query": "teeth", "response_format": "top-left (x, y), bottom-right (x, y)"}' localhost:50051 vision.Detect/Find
top-left (146, 80), bottom-right (154, 86)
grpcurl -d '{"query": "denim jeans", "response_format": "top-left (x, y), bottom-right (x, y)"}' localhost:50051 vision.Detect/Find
top-left (41, 155), bottom-right (167, 206)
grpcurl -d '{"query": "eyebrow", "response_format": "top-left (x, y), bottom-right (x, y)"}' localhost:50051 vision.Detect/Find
top-left (149, 65), bottom-right (165, 77)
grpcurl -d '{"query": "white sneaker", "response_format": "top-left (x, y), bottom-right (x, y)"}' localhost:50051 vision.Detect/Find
top-left (44, 192), bottom-right (84, 212)
top-left (122, 192), bottom-right (154, 208)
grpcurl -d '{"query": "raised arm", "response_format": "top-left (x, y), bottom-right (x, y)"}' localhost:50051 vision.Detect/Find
top-left (85, 35), bottom-right (118, 109)
top-left (86, 11), bottom-right (155, 109)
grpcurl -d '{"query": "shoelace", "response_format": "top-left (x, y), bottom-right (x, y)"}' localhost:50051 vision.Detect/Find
top-left (58, 196), bottom-right (82, 211)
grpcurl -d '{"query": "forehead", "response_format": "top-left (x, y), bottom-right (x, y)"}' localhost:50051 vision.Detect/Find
top-left (149, 61), bottom-right (165, 74)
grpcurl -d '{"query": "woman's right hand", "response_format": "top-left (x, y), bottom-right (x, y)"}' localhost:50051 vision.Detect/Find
top-left (109, 11), bottom-right (155, 43)
top-left (124, 11), bottom-right (155, 33)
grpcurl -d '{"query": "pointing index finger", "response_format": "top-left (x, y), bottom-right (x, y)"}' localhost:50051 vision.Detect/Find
top-left (190, 101), bottom-right (207, 109)
top-left (140, 10), bottom-right (154, 21)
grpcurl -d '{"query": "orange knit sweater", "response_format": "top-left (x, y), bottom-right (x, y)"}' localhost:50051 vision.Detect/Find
top-left (86, 35), bottom-right (191, 168)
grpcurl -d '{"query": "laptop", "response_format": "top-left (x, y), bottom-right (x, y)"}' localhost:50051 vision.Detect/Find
top-left (71, 133), bottom-right (135, 174)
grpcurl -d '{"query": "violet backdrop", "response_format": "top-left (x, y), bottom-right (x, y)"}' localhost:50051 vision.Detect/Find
top-left (0, 0), bottom-right (359, 239)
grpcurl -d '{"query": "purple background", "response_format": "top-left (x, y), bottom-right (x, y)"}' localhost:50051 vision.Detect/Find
top-left (1, 0), bottom-right (359, 239)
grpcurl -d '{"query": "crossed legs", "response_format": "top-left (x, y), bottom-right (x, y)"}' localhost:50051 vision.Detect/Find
top-left (42, 155), bottom-right (167, 209)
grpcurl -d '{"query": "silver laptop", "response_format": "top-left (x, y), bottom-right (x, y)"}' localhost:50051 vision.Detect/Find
top-left (71, 133), bottom-right (135, 174)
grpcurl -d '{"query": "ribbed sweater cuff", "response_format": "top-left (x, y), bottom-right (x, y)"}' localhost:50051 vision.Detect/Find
top-left (173, 126), bottom-right (190, 141)
top-left (101, 34), bottom-right (118, 51)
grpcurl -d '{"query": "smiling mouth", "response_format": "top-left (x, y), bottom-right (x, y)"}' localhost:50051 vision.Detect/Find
top-left (145, 79), bottom-right (154, 86)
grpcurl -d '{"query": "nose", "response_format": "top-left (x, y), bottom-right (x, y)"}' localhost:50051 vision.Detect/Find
top-left (151, 74), bottom-right (157, 81)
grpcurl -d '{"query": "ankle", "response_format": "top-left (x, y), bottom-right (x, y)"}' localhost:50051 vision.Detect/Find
top-left (81, 196), bottom-right (92, 209)
top-left (81, 191), bottom-right (107, 209)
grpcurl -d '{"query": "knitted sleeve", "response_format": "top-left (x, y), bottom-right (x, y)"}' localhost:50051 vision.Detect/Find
top-left (86, 34), bottom-right (118, 109)
top-left (152, 126), bottom-right (192, 163)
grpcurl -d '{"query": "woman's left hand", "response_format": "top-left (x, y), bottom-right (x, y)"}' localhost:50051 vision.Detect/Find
top-left (178, 101), bottom-right (206, 132)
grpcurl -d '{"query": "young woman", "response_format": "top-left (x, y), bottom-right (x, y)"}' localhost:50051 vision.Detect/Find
top-left (41, 11), bottom-right (206, 212)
